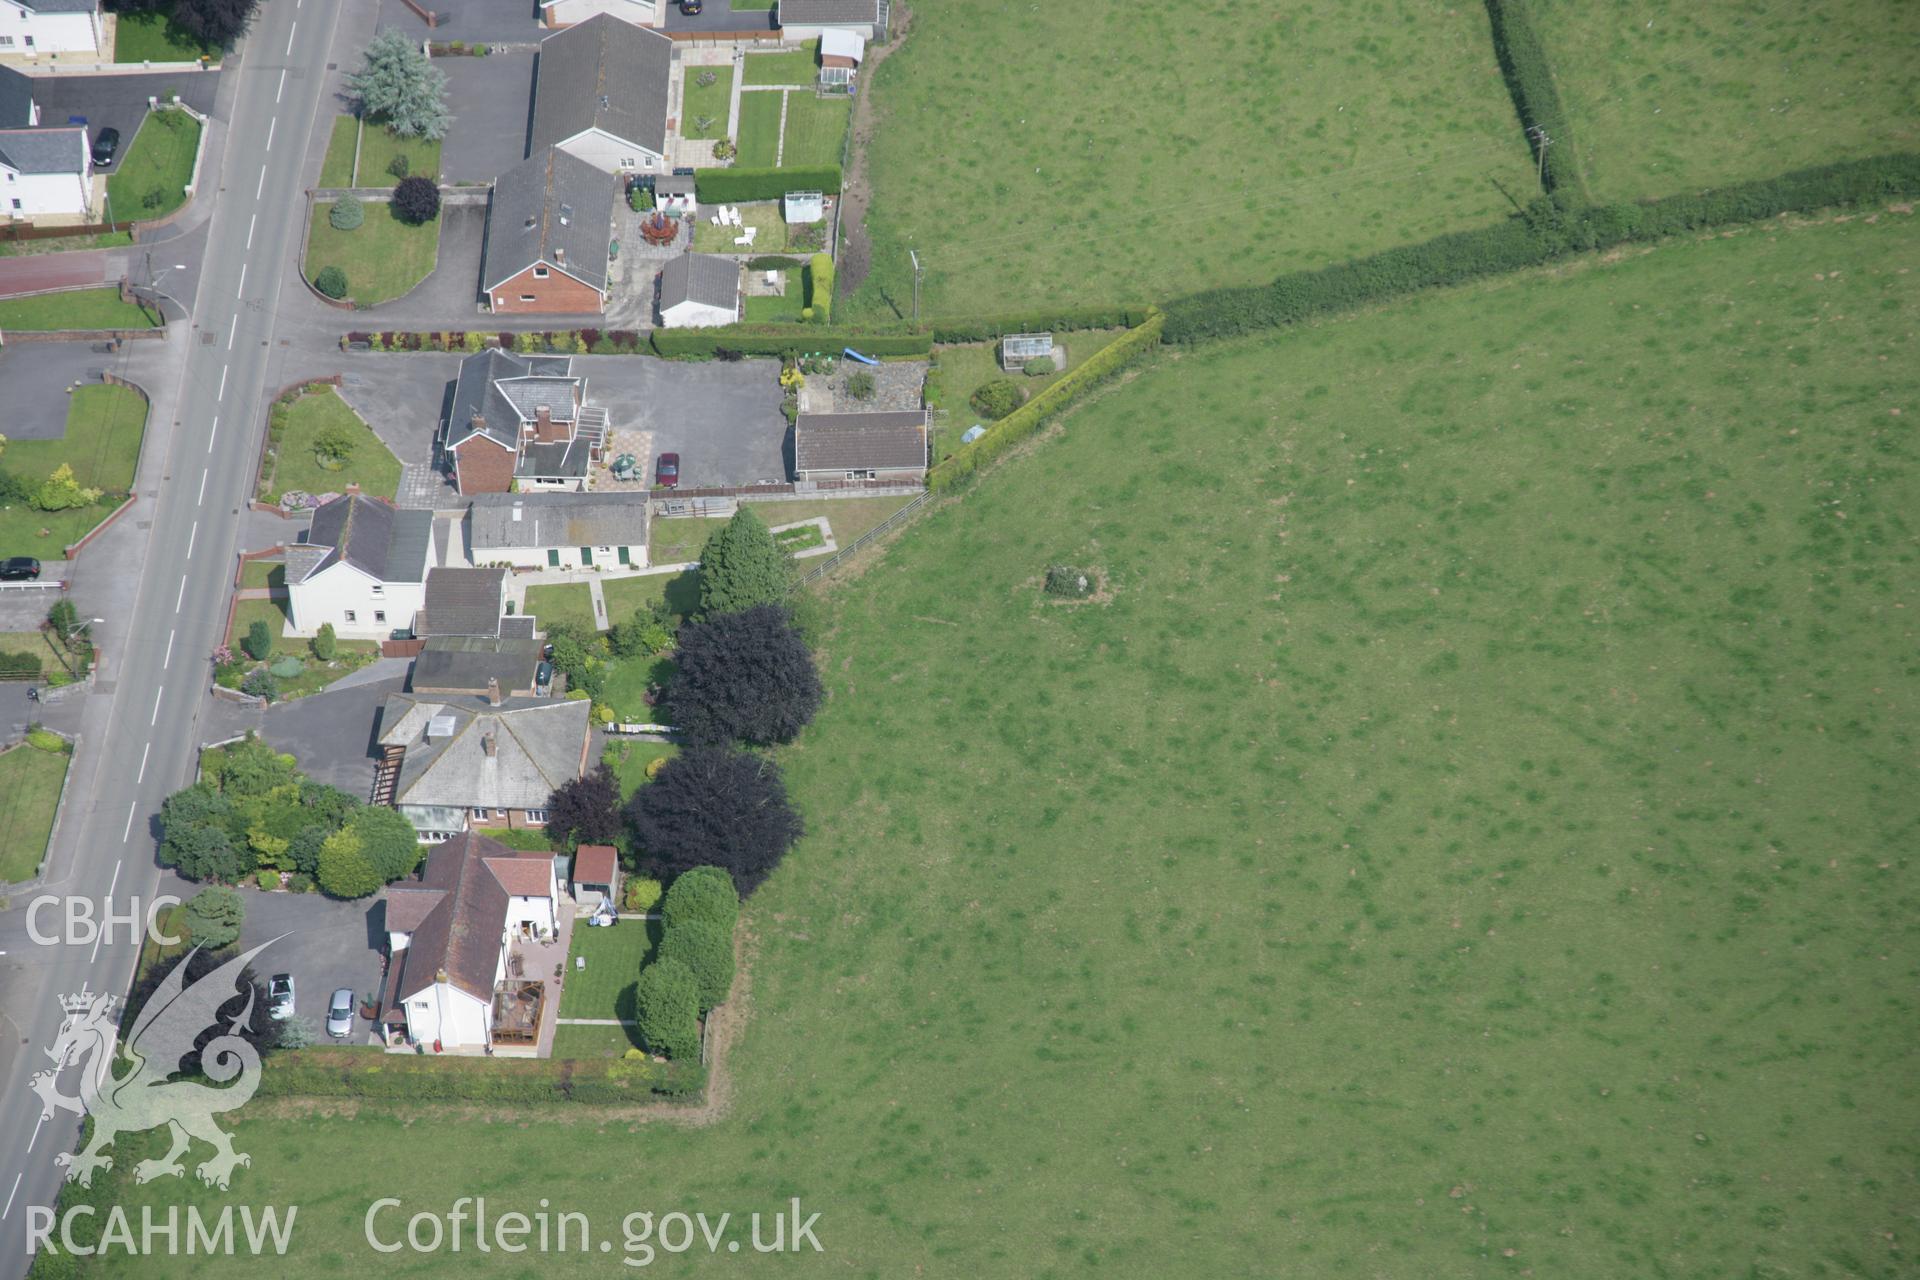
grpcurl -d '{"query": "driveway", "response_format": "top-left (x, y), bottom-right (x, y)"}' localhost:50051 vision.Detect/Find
top-left (663, 2), bottom-right (778, 33)
top-left (32, 71), bottom-right (222, 177)
top-left (336, 351), bottom-right (465, 466)
top-left (257, 672), bottom-right (409, 797)
top-left (375, 198), bottom-right (488, 320)
top-left (379, 0), bottom-right (544, 44)
top-left (0, 344), bottom-right (115, 440)
top-left (438, 51), bottom-right (535, 184)
top-left (578, 354), bottom-right (787, 488)
top-left (230, 884), bottom-right (388, 1040)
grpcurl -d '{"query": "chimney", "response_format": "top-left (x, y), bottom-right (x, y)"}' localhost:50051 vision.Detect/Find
top-left (535, 405), bottom-right (552, 431)
top-left (471, 412), bottom-right (486, 435)
top-left (486, 676), bottom-right (503, 706)
top-left (482, 730), bottom-right (497, 757)
top-left (554, 245), bottom-right (566, 264)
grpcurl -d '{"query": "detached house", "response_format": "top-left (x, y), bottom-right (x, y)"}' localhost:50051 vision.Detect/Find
top-left (793, 409), bottom-right (928, 483)
top-left (374, 690), bottom-right (592, 840)
top-left (482, 147), bottom-right (619, 315)
top-left (381, 831), bottom-right (562, 1053)
top-left (0, 66), bottom-right (89, 219)
top-left (284, 494), bottom-right (436, 639)
top-left (443, 349), bottom-right (609, 495)
top-left (0, 0), bottom-right (104, 56)
top-left (530, 13), bottom-right (673, 176)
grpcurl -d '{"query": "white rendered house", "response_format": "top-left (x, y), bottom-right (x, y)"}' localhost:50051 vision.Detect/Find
top-left (284, 494), bottom-right (436, 639)
top-left (0, 0), bottom-right (104, 57)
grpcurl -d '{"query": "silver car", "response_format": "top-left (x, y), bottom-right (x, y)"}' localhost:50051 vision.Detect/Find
top-left (325, 988), bottom-right (357, 1039)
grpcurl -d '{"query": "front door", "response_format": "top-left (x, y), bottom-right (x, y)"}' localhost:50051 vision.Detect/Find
top-left (580, 547), bottom-right (593, 566)
top-left (547, 549), bottom-right (560, 568)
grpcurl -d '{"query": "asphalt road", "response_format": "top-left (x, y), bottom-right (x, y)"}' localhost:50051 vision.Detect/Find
top-left (0, 0), bottom-right (342, 1267)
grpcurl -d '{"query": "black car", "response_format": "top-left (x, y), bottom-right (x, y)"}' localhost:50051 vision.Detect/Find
top-left (0, 558), bottom-right (41, 581)
top-left (680, 0), bottom-right (702, 13)
top-left (536, 660), bottom-right (554, 692)
top-left (89, 127), bottom-right (120, 168)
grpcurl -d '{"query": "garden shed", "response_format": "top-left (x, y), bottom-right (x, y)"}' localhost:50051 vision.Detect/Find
top-left (819, 29), bottom-right (865, 86)
top-left (571, 844), bottom-right (620, 913)
top-left (655, 174), bottom-right (697, 216)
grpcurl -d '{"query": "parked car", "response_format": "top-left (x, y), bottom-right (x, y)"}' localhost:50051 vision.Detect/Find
top-left (680, 0), bottom-right (703, 13)
top-left (89, 127), bottom-right (120, 167)
top-left (536, 660), bottom-right (554, 693)
top-left (0, 557), bottom-right (42, 581)
top-left (268, 974), bottom-right (295, 1019)
top-left (325, 988), bottom-right (356, 1039)
top-left (655, 452), bottom-right (680, 488)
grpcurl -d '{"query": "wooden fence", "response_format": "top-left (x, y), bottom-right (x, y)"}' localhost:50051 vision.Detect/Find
top-left (797, 490), bottom-right (930, 586)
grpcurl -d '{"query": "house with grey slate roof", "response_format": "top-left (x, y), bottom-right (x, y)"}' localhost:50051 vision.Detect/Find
top-left (778, 0), bottom-right (887, 42)
top-left (374, 691), bottom-right (592, 842)
top-left (467, 491), bottom-right (650, 571)
top-left (657, 250), bottom-right (740, 328)
top-left (0, 0), bottom-right (105, 56)
top-left (793, 409), bottom-right (929, 483)
top-left (530, 13), bottom-right (674, 176)
top-left (442, 349), bottom-right (609, 496)
top-left (483, 146), bottom-right (620, 315)
top-left (0, 65), bottom-right (89, 218)
top-left (284, 493), bottom-right (437, 639)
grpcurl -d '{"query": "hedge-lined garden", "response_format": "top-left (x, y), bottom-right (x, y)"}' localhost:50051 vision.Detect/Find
top-left (695, 164), bottom-right (842, 203)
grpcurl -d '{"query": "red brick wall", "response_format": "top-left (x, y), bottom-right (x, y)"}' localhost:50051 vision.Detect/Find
top-left (489, 264), bottom-right (603, 315)
top-left (453, 436), bottom-right (516, 494)
top-left (532, 410), bottom-right (569, 444)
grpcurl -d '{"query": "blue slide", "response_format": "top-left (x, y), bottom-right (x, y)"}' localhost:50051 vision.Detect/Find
top-left (842, 348), bottom-right (880, 365)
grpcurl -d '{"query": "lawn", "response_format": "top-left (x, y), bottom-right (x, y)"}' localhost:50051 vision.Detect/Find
top-left (69, 213), bottom-right (1920, 1277)
top-left (0, 738), bottom-right (69, 883)
top-left (646, 496), bottom-right (918, 565)
top-left (304, 201), bottom-right (440, 307)
top-left (600, 738), bottom-right (678, 799)
top-left (779, 92), bottom-right (849, 168)
top-left (849, 0), bottom-right (1537, 318)
top-left (927, 329), bottom-right (1128, 460)
top-left (680, 65), bottom-right (734, 141)
top-left (0, 382), bottom-right (148, 558)
top-left (690, 199), bottom-right (787, 254)
top-left (317, 116), bottom-right (358, 188)
top-left (260, 385), bottom-right (401, 504)
top-left (598, 652), bottom-right (675, 722)
top-left (0, 230), bottom-right (133, 259)
top-left (558, 918), bottom-right (657, 1022)
top-left (354, 124), bottom-right (442, 185)
top-left (112, 11), bottom-right (220, 62)
top-left (741, 271), bottom-right (802, 321)
top-left (522, 583), bottom-right (597, 633)
top-left (0, 632), bottom-right (47, 678)
top-left (1535, 0), bottom-right (1920, 201)
top-left (106, 108), bottom-right (202, 223)
top-left (238, 561), bottom-right (285, 591)
top-left (732, 89), bottom-right (783, 167)
top-left (224, 597), bottom-right (378, 700)
top-left (771, 522), bottom-right (824, 551)
top-left (599, 568), bottom-right (700, 620)
top-left (741, 40), bottom-right (817, 87)
top-left (0, 287), bottom-right (156, 331)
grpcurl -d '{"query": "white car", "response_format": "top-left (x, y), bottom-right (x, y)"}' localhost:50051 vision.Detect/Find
top-left (325, 988), bottom-right (356, 1039)
top-left (268, 974), bottom-right (295, 1020)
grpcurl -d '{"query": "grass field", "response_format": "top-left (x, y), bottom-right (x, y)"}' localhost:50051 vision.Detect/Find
top-left (70, 212), bottom-right (1920, 1277)
top-left (742, 271), bottom-right (802, 321)
top-left (780, 92), bottom-right (850, 167)
top-left (106, 108), bottom-right (201, 222)
top-left (681, 65), bottom-right (735, 140)
top-left (0, 383), bottom-right (148, 558)
top-left (304, 202), bottom-right (440, 307)
top-left (733, 90), bottom-right (783, 167)
top-left (317, 116), bottom-right (358, 188)
top-left (0, 288), bottom-right (156, 332)
top-left (849, 0), bottom-right (1537, 319)
top-left (690, 199), bottom-right (787, 253)
top-left (0, 738), bottom-right (69, 883)
top-left (113, 11), bottom-right (219, 62)
top-left (0, 632), bottom-right (47, 679)
top-left (1536, 0), bottom-right (1920, 201)
top-left (523, 583), bottom-right (597, 633)
top-left (0, 230), bottom-right (133, 259)
top-left (224, 598), bottom-right (377, 699)
top-left (742, 40), bottom-right (817, 87)
top-left (600, 652), bottom-right (675, 722)
top-left (260, 385), bottom-right (401, 504)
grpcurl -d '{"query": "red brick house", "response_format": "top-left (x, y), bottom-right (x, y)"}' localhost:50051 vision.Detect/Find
top-left (443, 350), bottom-right (608, 495)
top-left (482, 147), bottom-right (620, 315)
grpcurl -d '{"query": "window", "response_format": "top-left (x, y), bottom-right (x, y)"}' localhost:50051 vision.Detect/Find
top-left (533, 266), bottom-right (550, 279)
top-left (0, 37), bottom-right (13, 48)
top-left (845, 469), bottom-right (877, 481)
top-left (619, 157), bottom-right (635, 169)
top-left (525, 809), bottom-right (548, 825)
top-left (471, 807), bottom-right (488, 819)
top-left (344, 610), bottom-right (357, 623)
top-left (520, 295), bottom-right (537, 303)
top-left (9, 199), bottom-right (19, 212)
top-left (370, 583), bottom-right (384, 596)
top-left (374, 610), bottom-right (387, 624)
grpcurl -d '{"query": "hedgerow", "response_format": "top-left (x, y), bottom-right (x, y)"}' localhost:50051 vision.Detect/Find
top-left (1484, 0), bottom-right (1587, 199)
top-left (695, 165), bottom-right (842, 203)
top-left (255, 1047), bottom-right (705, 1102)
top-left (649, 326), bottom-right (929, 359)
top-left (930, 306), bottom-right (1156, 343)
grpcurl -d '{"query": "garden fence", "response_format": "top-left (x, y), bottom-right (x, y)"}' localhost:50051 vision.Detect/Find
top-left (796, 490), bottom-right (931, 587)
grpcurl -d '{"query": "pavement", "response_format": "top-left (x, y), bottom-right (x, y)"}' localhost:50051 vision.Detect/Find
top-left (257, 671), bottom-right (406, 797)
top-left (0, 0), bottom-right (352, 1265)
top-left (663, 2), bottom-right (779, 33)
top-left (377, 0), bottom-right (543, 44)
top-left (224, 881), bottom-right (388, 1037)
top-left (370, 199), bottom-right (487, 319)
top-left (576, 352), bottom-right (788, 487)
top-left (438, 50), bottom-right (535, 184)
top-left (0, 343), bottom-right (117, 439)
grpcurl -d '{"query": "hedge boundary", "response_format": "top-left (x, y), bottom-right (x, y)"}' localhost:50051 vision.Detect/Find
top-left (928, 309), bottom-right (1164, 491)
top-left (695, 165), bottom-right (842, 203)
top-left (930, 305), bottom-right (1156, 344)
top-left (651, 325), bottom-right (930, 359)
top-left (1161, 153), bottom-right (1920, 345)
top-left (1485, 0), bottom-right (1586, 199)
top-left (255, 1046), bottom-right (705, 1103)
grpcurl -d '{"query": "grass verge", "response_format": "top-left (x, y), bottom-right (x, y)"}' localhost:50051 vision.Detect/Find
top-left (304, 202), bottom-right (440, 307)
top-left (106, 108), bottom-right (201, 222)
top-left (0, 382), bottom-right (148, 558)
top-left (0, 288), bottom-right (156, 331)
top-left (0, 737), bottom-right (69, 883)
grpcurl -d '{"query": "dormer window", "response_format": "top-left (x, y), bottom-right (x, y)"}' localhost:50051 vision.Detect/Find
top-left (533, 266), bottom-right (549, 279)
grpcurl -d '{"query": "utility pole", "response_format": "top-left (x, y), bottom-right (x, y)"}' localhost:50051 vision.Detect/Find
top-left (908, 248), bottom-right (923, 326)
top-left (1527, 125), bottom-right (1552, 187)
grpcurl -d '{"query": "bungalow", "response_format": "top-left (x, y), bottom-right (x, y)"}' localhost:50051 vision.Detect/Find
top-left (468, 491), bottom-right (650, 571)
top-left (793, 409), bottom-right (928, 483)
top-left (539, 0), bottom-right (658, 29)
top-left (657, 250), bottom-right (739, 328)
top-left (284, 494), bottom-right (436, 639)
top-left (530, 13), bottom-right (673, 176)
top-left (443, 349), bottom-right (609, 495)
top-left (0, 0), bottom-right (104, 56)
top-left (778, 0), bottom-right (885, 42)
top-left (375, 690), bottom-right (593, 839)
top-left (415, 566), bottom-right (507, 638)
top-left (482, 146), bottom-right (619, 315)
top-left (381, 831), bottom-right (561, 1053)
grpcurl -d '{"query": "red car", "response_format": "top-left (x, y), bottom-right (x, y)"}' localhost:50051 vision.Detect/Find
top-left (655, 453), bottom-right (680, 488)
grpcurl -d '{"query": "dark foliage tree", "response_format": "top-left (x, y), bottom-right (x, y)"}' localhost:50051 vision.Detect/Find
top-left (546, 764), bottom-right (624, 849)
top-left (182, 886), bottom-right (245, 950)
top-left (626, 747), bottom-right (802, 896)
top-left (666, 604), bottom-right (821, 747)
top-left (171, 0), bottom-right (261, 48)
top-left (298, 779), bottom-right (362, 829)
top-left (391, 175), bottom-right (440, 225)
top-left (349, 804), bottom-right (424, 883)
top-left (286, 824), bottom-right (330, 878)
top-left (633, 958), bottom-right (701, 1060)
top-left (659, 865), bottom-right (739, 933)
top-left (697, 507), bottom-right (793, 617)
top-left (123, 948), bottom-right (277, 1077)
top-left (658, 918), bottom-right (734, 1011)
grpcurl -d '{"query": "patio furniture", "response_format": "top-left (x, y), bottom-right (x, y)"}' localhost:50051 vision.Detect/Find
top-left (733, 235), bottom-right (753, 246)
top-left (766, 270), bottom-right (780, 286)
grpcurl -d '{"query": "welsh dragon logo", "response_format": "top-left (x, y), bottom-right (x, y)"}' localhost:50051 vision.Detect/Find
top-left (31, 941), bottom-right (278, 1190)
